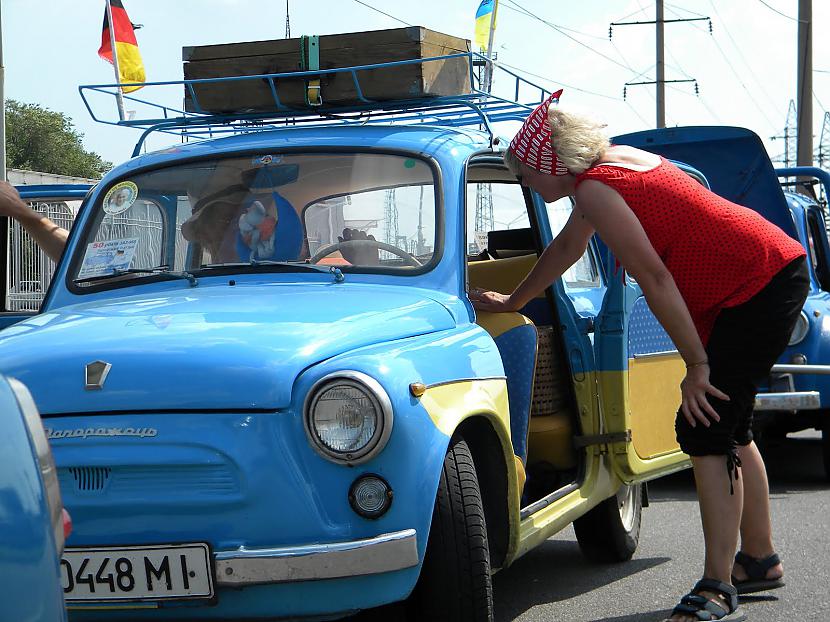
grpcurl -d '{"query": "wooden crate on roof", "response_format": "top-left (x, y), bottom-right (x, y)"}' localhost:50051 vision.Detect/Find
top-left (182, 26), bottom-right (472, 114)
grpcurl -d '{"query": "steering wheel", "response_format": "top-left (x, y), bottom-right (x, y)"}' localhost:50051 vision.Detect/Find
top-left (309, 239), bottom-right (423, 267)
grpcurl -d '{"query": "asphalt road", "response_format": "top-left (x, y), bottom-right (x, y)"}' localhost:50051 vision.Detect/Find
top-left (352, 430), bottom-right (830, 622)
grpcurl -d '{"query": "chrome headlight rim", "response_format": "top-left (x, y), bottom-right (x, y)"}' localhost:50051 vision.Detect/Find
top-left (788, 310), bottom-right (810, 346)
top-left (9, 377), bottom-right (65, 553)
top-left (303, 371), bottom-right (394, 465)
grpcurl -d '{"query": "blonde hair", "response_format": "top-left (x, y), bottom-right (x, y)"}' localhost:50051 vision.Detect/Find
top-left (547, 108), bottom-right (610, 174)
top-left (503, 147), bottom-right (522, 177)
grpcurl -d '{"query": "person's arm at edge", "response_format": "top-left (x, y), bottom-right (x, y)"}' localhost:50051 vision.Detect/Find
top-left (470, 209), bottom-right (594, 312)
top-left (0, 182), bottom-right (69, 263)
top-left (575, 179), bottom-right (729, 426)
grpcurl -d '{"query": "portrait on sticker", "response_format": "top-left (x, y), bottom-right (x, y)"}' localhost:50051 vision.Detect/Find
top-left (103, 181), bottom-right (139, 215)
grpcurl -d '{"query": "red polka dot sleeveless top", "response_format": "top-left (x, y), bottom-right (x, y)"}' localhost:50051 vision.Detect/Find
top-left (575, 157), bottom-right (805, 343)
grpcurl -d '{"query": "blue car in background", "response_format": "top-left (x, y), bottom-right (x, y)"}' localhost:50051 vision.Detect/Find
top-left (0, 374), bottom-right (70, 621)
top-left (754, 167), bottom-right (830, 479)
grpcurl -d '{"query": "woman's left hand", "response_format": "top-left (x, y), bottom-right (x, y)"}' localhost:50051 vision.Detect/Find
top-left (680, 364), bottom-right (730, 427)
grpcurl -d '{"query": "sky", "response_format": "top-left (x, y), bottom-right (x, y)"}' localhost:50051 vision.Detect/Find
top-left (3, 0), bottom-right (829, 170)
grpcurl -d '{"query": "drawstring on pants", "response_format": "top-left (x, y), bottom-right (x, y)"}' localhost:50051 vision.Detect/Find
top-left (726, 447), bottom-right (742, 495)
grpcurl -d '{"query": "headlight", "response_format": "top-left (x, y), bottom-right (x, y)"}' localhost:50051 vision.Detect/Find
top-left (304, 371), bottom-right (393, 465)
top-left (10, 377), bottom-right (66, 553)
top-left (788, 311), bottom-right (810, 346)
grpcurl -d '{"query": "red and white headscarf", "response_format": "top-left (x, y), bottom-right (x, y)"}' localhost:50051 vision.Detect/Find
top-left (509, 89), bottom-right (569, 176)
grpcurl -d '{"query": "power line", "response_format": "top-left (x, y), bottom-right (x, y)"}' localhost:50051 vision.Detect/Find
top-left (500, 0), bottom-right (636, 72)
top-left (700, 0), bottom-right (782, 131)
top-left (666, 82), bottom-right (724, 123)
top-left (493, 60), bottom-right (621, 100)
top-left (700, 2), bottom-right (785, 121)
top-left (815, 90), bottom-right (828, 115)
top-left (615, 5), bottom-right (652, 24)
top-left (664, 2), bottom-right (708, 19)
top-left (625, 101), bottom-right (654, 128)
top-left (754, 0), bottom-right (803, 22)
top-left (497, 3), bottom-right (606, 40)
top-left (350, 0), bottom-right (412, 26)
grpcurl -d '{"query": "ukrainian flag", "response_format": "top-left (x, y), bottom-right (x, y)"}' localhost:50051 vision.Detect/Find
top-left (98, 0), bottom-right (145, 93)
top-left (475, 0), bottom-right (498, 51)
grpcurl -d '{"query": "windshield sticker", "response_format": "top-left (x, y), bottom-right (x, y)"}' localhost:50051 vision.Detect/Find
top-left (78, 238), bottom-right (140, 279)
top-left (103, 181), bottom-right (138, 215)
top-left (252, 155), bottom-right (281, 166)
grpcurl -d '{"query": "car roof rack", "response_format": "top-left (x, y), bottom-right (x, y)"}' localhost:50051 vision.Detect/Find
top-left (79, 52), bottom-right (556, 157)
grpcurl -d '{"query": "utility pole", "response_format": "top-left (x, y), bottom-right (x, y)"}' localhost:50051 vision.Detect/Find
top-left (796, 0), bottom-right (812, 168)
top-left (611, 4), bottom-right (709, 128)
top-left (656, 0), bottom-right (665, 128)
top-left (0, 0), bottom-right (6, 181)
top-left (285, 0), bottom-right (291, 39)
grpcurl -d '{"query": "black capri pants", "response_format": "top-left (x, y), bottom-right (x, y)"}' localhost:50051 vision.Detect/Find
top-left (675, 256), bottom-right (810, 457)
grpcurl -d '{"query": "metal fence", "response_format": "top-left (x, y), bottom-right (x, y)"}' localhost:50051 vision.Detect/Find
top-left (6, 200), bottom-right (77, 312)
top-left (6, 200), bottom-right (185, 312)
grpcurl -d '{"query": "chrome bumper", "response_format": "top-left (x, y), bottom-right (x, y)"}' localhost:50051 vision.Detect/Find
top-left (755, 363), bottom-right (830, 411)
top-left (214, 528), bottom-right (419, 587)
top-left (754, 391), bottom-right (821, 411)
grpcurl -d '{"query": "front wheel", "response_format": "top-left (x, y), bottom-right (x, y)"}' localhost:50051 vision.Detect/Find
top-left (573, 484), bottom-right (643, 562)
top-left (407, 436), bottom-right (494, 621)
top-left (822, 426), bottom-right (830, 482)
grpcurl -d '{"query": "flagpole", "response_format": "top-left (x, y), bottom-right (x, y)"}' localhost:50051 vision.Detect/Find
top-left (105, 0), bottom-right (126, 121)
top-left (483, 0), bottom-right (498, 93)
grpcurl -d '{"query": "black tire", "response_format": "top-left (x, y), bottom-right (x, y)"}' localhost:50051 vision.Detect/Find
top-left (573, 484), bottom-right (643, 563)
top-left (407, 436), bottom-right (493, 622)
top-left (822, 426), bottom-right (830, 482)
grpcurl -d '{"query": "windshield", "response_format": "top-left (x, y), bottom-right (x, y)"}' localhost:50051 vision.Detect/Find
top-left (71, 153), bottom-right (438, 287)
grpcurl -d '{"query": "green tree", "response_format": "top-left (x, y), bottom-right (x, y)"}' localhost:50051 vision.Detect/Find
top-left (5, 99), bottom-right (112, 179)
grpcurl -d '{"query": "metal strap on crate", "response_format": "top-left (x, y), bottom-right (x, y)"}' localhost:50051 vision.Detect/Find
top-left (300, 35), bottom-right (322, 107)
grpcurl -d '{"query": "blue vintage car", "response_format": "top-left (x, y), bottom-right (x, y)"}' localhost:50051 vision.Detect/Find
top-left (0, 56), bottom-right (800, 620)
top-left (0, 374), bottom-right (70, 621)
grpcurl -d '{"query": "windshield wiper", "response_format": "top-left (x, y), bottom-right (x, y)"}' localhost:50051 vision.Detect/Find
top-left (198, 261), bottom-right (346, 282)
top-left (74, 266), bottom-right (198, 287)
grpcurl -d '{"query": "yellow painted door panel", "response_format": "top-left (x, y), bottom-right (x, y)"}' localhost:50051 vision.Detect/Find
top-left (628, 354), bottom-right (684, 459)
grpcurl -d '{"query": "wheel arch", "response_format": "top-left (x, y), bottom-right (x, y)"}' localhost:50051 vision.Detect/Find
top-left (455, 414), bottom-right (518, 569)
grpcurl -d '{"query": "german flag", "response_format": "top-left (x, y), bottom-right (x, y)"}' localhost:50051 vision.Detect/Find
top-left (98, 0), bottom-right (145, 92)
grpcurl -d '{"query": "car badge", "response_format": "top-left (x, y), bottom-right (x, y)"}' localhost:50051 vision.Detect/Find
top-left (85, 361), bottom-right (112, 390)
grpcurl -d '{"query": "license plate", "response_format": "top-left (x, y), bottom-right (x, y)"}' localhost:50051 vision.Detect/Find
top-left (61, 543), bottom-right (213, 602)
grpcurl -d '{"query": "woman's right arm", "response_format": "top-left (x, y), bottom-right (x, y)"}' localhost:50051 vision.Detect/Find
top-left (0, 182), bottom-right (69, 263)
top-left (470, 210), bottom-right (594, 312)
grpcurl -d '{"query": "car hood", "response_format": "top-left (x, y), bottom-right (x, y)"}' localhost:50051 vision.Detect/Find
top-left (613, 126), bottom-right (798, 239)
top-left (0, 283), bottom-right (455, 414)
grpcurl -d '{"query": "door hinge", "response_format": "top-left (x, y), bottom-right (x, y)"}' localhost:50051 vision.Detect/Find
top-left (598, 312), bottom-right (624, 335)
top-left (573, 430), bottom-right (632, 449)
top-left (576, 315), bottom-right (595, 334)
